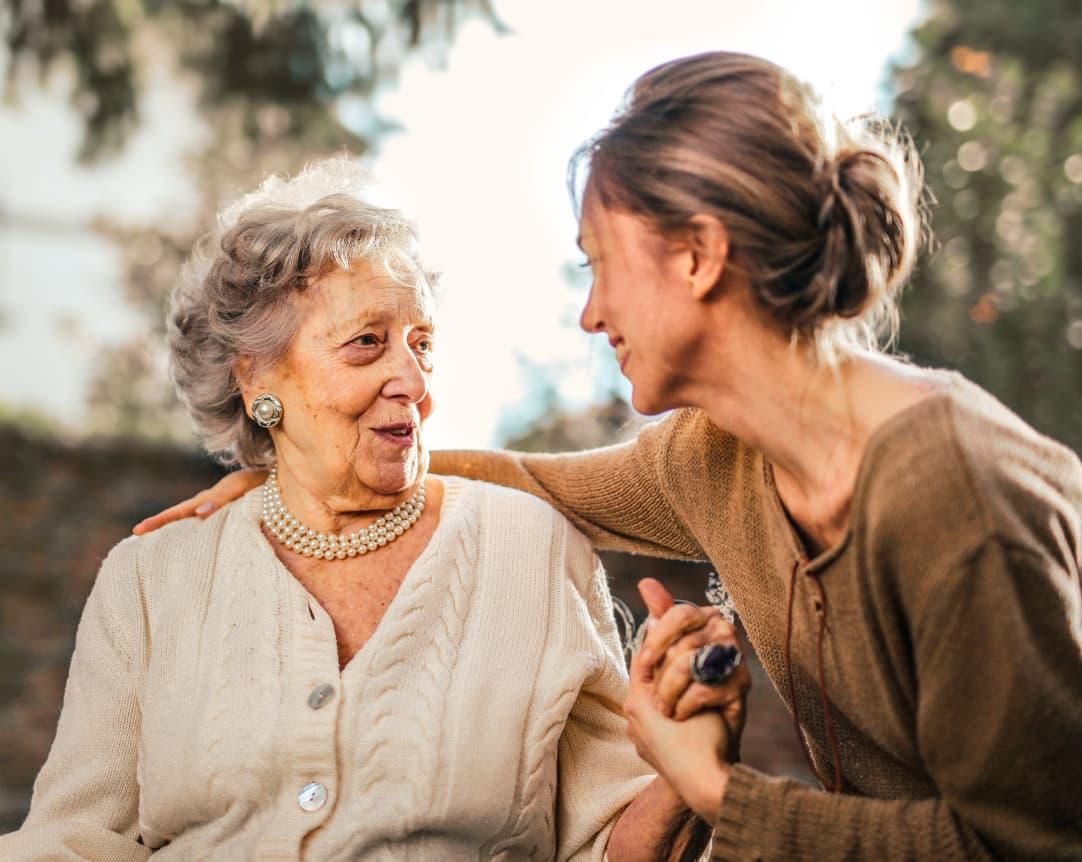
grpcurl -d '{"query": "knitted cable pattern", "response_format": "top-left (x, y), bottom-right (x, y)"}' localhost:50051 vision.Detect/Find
top-left (329, 481), bottom-right (479, 855)
top-left (488, 679), bottom-right (583, 861)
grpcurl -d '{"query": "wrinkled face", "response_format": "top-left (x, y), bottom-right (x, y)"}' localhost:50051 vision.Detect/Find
top-left (249, 261), bottom-right (435, 502)
top-left (577, 192), bottom-right (703, 415)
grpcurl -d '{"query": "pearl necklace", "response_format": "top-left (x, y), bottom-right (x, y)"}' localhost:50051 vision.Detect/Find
top-left (261, 467), bottom-right (426, 560)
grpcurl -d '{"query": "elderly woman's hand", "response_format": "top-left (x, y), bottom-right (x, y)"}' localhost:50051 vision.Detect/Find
top-left (637, 579), bottom-right (751, 727)
top-left (132, 469), bottom-right (267, 535)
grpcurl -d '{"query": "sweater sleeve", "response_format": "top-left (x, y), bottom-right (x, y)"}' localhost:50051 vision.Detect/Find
top-left (0, 539), bottom-right (151, 861)
top-left (711, 537), bottom-right (1082, 861)
top-left (554, 533), bottom-right (656, 862)
top-left (430, 414), bottom-right (704, 561)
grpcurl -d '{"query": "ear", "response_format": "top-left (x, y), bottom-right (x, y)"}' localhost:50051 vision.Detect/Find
top-left (685, 214), bottom-right (729, 301)
top-left (233, 356), bottom-right (259, 415)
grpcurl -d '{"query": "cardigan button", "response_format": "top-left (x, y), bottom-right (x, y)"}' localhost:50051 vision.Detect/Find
top-left (307, 683), bottom-right (336, 710)
top-left (298, 782), bottom-right (327, 812)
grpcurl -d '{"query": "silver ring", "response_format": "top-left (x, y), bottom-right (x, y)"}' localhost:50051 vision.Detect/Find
top-left (689, 643), bottom-right (742, 686)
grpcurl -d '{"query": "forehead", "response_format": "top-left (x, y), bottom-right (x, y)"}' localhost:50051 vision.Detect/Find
top-left (302, 262), bottom-right (434, 333)
top-left (578, 196), bottom-right (663, 255)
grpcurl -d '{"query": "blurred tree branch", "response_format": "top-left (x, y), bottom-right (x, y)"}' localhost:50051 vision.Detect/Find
top-left (4, 0), bottom-right (505, 161)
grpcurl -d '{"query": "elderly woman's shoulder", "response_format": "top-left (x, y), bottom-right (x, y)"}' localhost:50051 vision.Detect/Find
top-left (452, 474), bottom-right (568, 518)
top-left (446, 476), bottom-right (593, 548)
top-left (137, 495), bottom-right (240, 550)
top-left (101, 495), bottom-right (248, 590)
top-left (448, 477), bottom-right (601, 600)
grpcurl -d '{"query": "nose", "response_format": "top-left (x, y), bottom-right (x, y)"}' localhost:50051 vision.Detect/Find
top-left (381, 341), bottom-right (429, 405)
top-left (579, 285), bottom-right (604, 334)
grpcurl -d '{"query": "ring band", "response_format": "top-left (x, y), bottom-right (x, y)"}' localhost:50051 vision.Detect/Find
top-left (690, 643), bottom-right (742, 686)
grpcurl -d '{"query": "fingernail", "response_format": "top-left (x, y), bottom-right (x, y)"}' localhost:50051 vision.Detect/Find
top-left (195, 502), bottom-right (217, 516)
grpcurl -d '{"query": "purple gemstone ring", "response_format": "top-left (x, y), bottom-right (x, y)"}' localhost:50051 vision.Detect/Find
top-left (690, 643), bottom-right (742, 686)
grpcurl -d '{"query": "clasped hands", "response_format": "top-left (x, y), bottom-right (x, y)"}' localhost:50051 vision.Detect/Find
top-left (624, 578), bottom-right (751, 824)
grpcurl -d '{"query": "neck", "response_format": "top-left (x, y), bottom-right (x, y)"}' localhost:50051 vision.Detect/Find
top-left (272, 461), bottom-right (425, 535)
top-left (678, 326), bottom-right (936, 548)
top-left (700, 339), bottom-right (867, 491)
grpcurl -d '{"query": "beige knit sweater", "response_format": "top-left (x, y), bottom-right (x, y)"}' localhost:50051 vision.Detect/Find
top-left (431, 374), bottom-right (1082, 860)
top-left (1, 477), bottom-right (653, 860)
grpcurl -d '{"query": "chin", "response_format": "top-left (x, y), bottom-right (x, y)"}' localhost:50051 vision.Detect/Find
top-left (367, 449), bottom-right (427, 495)
top-left (629, 385), bottom-right (667, 417)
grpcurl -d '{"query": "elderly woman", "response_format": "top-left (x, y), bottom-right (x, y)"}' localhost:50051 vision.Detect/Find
top-left (0, 161), bottom-right (711, 861)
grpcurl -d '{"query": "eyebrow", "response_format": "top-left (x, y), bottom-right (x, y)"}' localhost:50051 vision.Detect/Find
top-left (331, 306), bottom-right (435, 341)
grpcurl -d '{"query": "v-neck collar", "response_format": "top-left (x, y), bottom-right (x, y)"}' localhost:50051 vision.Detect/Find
top-left (761, 373), bottom-right (962, 574)
top-left (242, 475), bottom-right (465, 680)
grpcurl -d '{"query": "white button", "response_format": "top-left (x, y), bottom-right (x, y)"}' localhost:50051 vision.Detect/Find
top-left (308, 683), bottom-right (336, 710)
top-left (298, 782), bottom-right (327, 812)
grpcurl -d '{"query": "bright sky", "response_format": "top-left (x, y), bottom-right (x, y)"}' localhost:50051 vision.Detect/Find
top-left (0, 0), bottom-right (922, 449)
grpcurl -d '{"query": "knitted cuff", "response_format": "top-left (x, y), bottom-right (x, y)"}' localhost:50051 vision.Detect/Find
top-left (710, 764), bottom-right (771, 860)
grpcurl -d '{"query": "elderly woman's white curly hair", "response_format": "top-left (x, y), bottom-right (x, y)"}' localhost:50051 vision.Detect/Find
top-left (168, 156), bottom-right (436, 468)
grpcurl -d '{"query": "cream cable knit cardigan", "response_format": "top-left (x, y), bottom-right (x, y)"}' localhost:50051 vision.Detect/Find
top-left (2, 477), bottom-right (653, 861)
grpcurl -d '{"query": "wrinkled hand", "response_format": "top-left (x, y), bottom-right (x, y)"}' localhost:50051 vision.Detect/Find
top-left (638, 579), bottom-right (751, 735)
top-left (132, 468), bottom-right (267, 535)
top-left (625, 581), bottom-right (736, 822)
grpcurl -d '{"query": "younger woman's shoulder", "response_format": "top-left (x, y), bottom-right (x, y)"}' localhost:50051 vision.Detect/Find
top-left (860, 374), bottom-right (1082, 561)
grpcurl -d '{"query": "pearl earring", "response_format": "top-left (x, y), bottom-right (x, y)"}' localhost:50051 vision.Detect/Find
top-left (251, 393), bottom-right (283, 428)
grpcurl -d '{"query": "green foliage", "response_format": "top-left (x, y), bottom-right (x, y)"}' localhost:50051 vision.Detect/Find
top-left (892, 0), bottom-right (1082, 452)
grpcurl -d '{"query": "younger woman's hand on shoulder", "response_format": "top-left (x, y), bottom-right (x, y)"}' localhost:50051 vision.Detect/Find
top-left (132, 469), bottom-right (267, 535)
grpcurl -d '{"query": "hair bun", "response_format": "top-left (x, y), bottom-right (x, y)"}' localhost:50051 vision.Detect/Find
top-left (803, 144), bottom-right (916, 325)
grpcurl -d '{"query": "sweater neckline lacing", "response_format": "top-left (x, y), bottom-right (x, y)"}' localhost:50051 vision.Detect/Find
top-left (784, 558), bottom-right (844, 793)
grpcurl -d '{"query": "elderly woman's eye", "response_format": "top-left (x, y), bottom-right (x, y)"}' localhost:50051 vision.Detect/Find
top-left (353, 334), bottom-right (380, 347)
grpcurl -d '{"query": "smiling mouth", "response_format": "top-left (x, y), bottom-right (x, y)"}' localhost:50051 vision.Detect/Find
top-left (611, 339), bottom-right (628, 370)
